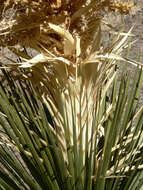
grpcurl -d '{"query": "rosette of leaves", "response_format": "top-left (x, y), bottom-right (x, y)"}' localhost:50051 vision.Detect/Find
top-left (0, 51), bottom-right (143, 190)
top-left (0, 0), bottom-right (143, 190)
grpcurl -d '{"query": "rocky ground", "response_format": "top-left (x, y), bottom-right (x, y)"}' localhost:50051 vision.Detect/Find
top-left (124, 0), bottom-right (143, 61)
top-left (122, 0), bottom-right (143, 106)
top-left (103, 0), bottom-right (143, 106)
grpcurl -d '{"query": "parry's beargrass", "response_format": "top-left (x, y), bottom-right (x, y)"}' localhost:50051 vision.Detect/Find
top-left (0, 0), bottom-right (143, 190)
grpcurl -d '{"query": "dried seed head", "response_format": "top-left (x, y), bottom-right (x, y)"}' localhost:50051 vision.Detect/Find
top-left (108, 0), bottom-right (134, 14)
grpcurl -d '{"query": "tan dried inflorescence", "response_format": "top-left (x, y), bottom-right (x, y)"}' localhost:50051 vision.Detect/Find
top-left (0, 0), bottom-right (134, 59)
top-left (0, 0), bottom-right (136, 112)
top-left (109, 0), bottom-right (134, 14)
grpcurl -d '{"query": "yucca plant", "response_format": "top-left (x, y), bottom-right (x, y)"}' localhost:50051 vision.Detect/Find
top-left (0, 0), bottom-right (143, 189)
